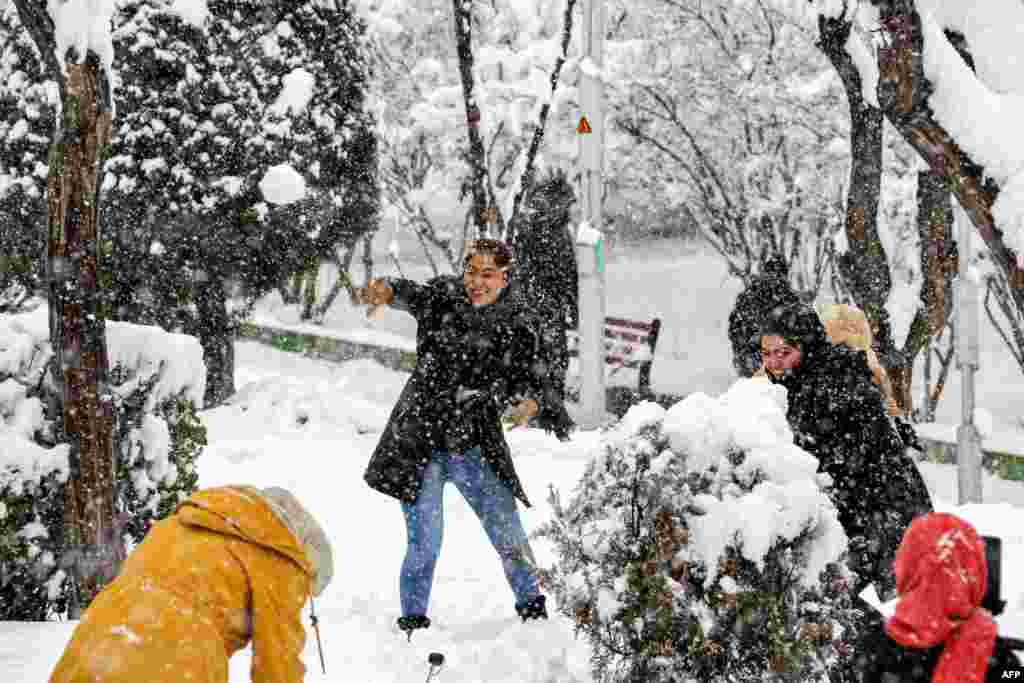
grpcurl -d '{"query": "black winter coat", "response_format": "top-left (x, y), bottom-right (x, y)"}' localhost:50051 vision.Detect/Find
top-left (856, 609), bottom-right (1022, 682)
top-left (363, 276), bottom-right (569, 507)
top-left (764, 305), bottom-right (933, 597)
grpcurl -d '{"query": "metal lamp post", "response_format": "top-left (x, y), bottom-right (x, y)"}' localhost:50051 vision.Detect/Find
top-left (575, 0), bottom-right (607, 428)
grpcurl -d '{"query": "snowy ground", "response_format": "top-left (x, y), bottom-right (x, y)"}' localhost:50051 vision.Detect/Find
top-left (5, 339), bottom-right (1024, 681)
top-left (5, 241), bottom-right (1024, 679)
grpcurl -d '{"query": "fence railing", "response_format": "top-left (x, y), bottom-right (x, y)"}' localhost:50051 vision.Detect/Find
top-left (916, 425), bottom-right (1024, 481)
top-left (237, 321), bottom-right (416, 373)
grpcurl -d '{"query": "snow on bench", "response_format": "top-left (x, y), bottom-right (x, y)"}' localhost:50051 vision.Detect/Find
top-left (566, 316), bottom-right (662, 394)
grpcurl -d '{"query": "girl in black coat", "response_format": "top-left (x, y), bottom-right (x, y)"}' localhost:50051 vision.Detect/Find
top-left (760, 304), bottom-right (936, 681)
top-left (759, 303), bottom-right (932, 598)
top-left (355, 239), bottom-right (571, 637)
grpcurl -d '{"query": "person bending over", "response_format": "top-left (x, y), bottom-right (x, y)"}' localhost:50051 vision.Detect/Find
top-left (51, 485), bottom-right (333, 683)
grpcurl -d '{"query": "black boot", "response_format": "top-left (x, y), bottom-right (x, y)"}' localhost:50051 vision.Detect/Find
top-left (396, 615), bottom-right (431, 641)
top-left (515, 594), bottom-right (548, 622)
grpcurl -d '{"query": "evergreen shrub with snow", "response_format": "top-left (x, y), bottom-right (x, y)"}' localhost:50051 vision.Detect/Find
top-left (0, 308), bottom-right (207, 619)
top-left (535, 380), bottom-right (862, 682)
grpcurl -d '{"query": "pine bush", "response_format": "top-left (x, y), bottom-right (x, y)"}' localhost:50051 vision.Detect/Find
top-left (534, 382), bottom-right (862, 682)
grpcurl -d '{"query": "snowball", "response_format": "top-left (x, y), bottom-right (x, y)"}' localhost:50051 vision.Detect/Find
top-left (259, 164), bottom-right (307, 205)
top-left (270, 68), bottom-right (316, 116)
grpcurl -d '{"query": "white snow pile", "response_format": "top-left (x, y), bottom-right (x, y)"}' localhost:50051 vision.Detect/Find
top-left (49, 0), bottom-right (118, 77)
top-left (621, 378), bottom-right (848, 588)
top-left (915, 5), bottom-right (1024, 263)
top-left (106, 318), bottom-right (206, 411)
top-left (259, 163), bottom-right (307, 205)
top-left (0, 311), bottom-right (70, 496)
top-left (206, 358), bottom-right (406, 441)
top-left (0, 307), bottom-right (206, 505)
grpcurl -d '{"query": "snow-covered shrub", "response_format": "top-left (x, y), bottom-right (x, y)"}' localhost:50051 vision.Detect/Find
top-left (0, 309), bottom-right (206, 618)
top-left (534, 380), bottom-right (861, 682)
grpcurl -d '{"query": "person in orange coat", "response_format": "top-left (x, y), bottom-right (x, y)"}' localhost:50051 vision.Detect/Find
top-left (50, 485), bottom-right (333, 683)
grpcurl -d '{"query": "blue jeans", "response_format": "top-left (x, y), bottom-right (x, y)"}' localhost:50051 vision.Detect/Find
top-left (399, 447), bottom-right (540, 617)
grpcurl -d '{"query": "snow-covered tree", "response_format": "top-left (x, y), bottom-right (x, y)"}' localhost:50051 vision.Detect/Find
top-left (8, 0), bottom-right (125, 612)
top-left (610, 0), bottom-right (851, 294)
top-left (91, 0), bottom-right (377, 405)
top-left (0, 308), bottom-right (206, 620)
top-left (364, 0), bottom-right (579, 271)
top-left (535, 384), bottom-right (859, 681)
top-left (0, 9), bottom-right (52, 313)
top-left (772, 0), bottom-right (1024, 386)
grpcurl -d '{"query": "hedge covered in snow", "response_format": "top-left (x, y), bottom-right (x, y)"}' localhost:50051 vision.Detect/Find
top-left (0, 306), bottom-right (206, 618)
top-left (535, 379), bottom-right (862, 682)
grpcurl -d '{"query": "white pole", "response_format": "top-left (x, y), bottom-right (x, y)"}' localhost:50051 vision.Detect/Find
top-left (955, 205), bottom-right (983, 504)
top-left (575, 0), bottom-right (606, 428)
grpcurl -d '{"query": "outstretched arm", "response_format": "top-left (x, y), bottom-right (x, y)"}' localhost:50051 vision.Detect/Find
top-left (352, 277), bottom-right (437, 318)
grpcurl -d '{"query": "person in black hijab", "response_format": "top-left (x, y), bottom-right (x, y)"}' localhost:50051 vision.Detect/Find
top-left (728, 256), bottom-right (801, 378)
top-left (759, 302), bottom-right (932, 598)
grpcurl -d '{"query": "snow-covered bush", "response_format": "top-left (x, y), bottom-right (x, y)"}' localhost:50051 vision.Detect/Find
top-left (534, 380), bottom-right (861, 682)
top-left (0, 308), bottom-right (206, 618)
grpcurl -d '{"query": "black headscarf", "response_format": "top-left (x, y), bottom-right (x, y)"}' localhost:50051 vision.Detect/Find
top-left (727, 257), bottom-right (801, 377)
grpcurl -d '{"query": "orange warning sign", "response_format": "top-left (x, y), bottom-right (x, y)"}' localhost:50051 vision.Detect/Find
top-left (576, 116), bottom-right (592, 134)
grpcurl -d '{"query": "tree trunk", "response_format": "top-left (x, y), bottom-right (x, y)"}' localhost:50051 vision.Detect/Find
top-left (872, 2), bottom-right (1024, 314)
top-left (299, 259), bottom-right (318, 321)
top-left (196, 279), bottom-right (235, 408)
top-left (361, 232), bottom-right (374, 284)
top-left (314, 250), bottom-right (357, 321)
top-left (917, 170), bottom-right (957, 336)
top-left (818, 15), bottom-right (901, 373)
top-left (47, 58), bottom-right (122, 614)
top-left (451, 0), bottom-right (491, 237)
top-left (886, 169), bottom-right (957, 414)
top-left (12, 0), bottom-right (124, 612)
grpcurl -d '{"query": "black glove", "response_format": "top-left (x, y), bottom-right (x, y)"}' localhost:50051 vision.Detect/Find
top-left (894, 417), bottom-right (923, 453)
top-left (535, 401), bottom-right (574, 441)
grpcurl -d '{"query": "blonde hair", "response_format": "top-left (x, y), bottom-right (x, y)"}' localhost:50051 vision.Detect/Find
top-left (816, 303), bottom-right (902, 417)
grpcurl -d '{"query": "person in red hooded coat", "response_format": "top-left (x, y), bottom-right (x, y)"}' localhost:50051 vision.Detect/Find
top-left (861, 513), bottom-right (1022, 683)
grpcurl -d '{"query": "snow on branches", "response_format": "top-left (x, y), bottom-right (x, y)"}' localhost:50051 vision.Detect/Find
top-left (0, 306), bottom-right (207, 618)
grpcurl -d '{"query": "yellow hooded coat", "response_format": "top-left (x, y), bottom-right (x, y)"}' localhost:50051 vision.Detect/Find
top-left (50, 486), bottom-right (313, 683)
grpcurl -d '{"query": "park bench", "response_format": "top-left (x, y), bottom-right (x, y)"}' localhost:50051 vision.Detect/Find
top-left (566, 316), bottom-right (662, 395)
